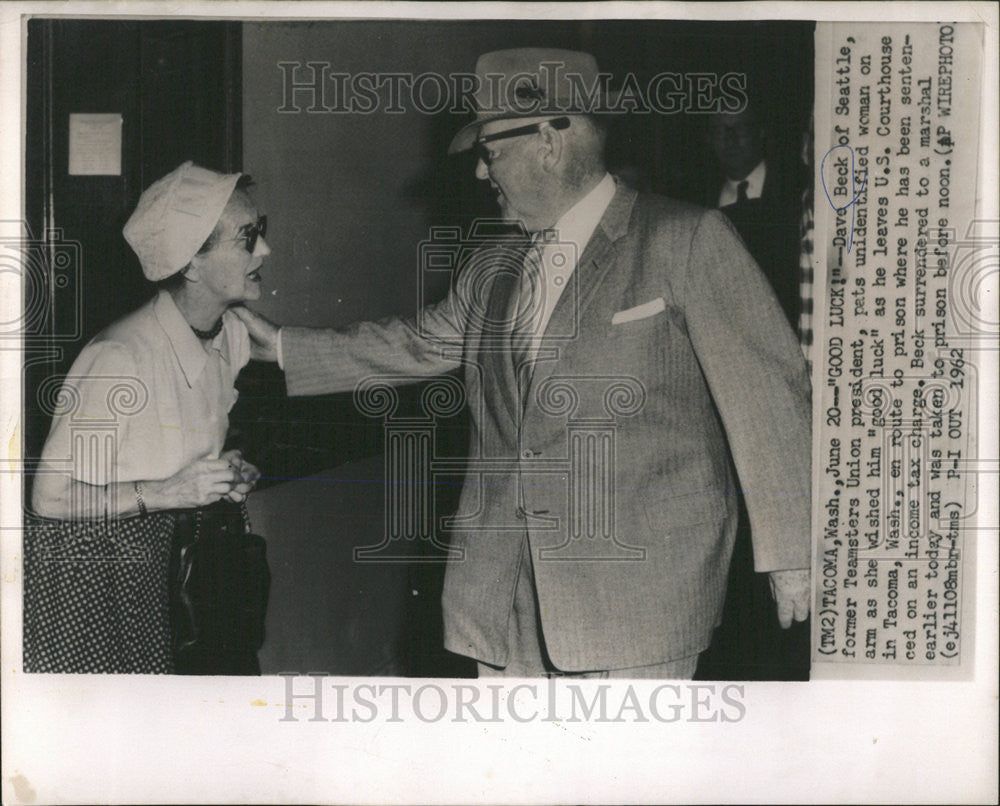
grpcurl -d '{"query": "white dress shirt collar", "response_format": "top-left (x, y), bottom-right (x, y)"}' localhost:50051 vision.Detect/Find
top-left (550, 172), bottom-right (617, 253)
top-left (517, 173), bottom-right (615, 359)
top-left (153, 289), bottom-right (231, 387)
top-left (718, 159), bottom-right (767, 208)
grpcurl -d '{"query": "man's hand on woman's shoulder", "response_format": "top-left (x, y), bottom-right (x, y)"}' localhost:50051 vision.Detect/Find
top-left (231, 305), bottom-right (280, 362)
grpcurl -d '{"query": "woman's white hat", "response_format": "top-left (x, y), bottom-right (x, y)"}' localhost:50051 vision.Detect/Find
top-left (123, 161), bottom-right (241, 281)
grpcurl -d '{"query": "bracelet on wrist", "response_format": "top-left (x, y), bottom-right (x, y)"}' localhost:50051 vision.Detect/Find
top-left (134, 481), bottom-right (148, 517)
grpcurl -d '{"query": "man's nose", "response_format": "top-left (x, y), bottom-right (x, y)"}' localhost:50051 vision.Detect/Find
top-left (254, 236), bottom-right (271, 258)
top-left (475, 157), bottom-right (489, 181)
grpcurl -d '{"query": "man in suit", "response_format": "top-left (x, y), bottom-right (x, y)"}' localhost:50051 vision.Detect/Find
top-left (706, 103), bottom-right (804, 328)
top-left (235, 49), bottom-right (811, 679)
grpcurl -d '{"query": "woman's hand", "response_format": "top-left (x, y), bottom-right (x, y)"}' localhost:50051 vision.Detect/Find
top-left (145, 457), bottom-right (242, 510)
top-left (220, 449), bottom-right (261, 503)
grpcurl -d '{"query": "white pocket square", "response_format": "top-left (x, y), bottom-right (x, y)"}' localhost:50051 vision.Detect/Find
top-left (611, 297), bottom-right (666, 325)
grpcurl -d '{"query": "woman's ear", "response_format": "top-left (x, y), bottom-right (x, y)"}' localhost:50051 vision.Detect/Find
top-left (182, 257), bottom-right (203, 284)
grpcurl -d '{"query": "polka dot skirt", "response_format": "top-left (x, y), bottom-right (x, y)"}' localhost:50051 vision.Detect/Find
top-left (23, 512), bottom-right (177, 674)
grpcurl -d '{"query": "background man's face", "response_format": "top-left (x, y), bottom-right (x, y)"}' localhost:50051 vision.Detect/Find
top-left (708, 110), bottom-right (766, 181)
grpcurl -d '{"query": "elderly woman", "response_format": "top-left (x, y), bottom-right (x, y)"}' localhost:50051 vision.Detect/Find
top-left (28, 161), bottom-right (271, 674)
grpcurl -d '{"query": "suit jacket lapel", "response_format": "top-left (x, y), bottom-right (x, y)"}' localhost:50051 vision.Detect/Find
top-left (522, 181), bottom-right (638, 408)
top-left (481, 247), bottom-right (526, 428)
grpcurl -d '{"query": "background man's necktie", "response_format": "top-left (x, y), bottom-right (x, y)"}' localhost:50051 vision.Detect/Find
top-left (737, 179), bottom-right (750, 205)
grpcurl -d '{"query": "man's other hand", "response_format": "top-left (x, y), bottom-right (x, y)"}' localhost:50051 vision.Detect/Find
top-left (232, 305), bottom-right (279, 362)
top-left (768, 568), bottom-right (810, 629)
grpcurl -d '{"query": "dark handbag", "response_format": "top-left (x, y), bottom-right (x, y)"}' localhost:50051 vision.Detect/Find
top-left (169, 499), bottom-right (270, 675)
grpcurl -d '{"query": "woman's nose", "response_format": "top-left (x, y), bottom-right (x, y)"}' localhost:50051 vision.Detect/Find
top-left (254, 236), bottom-right (271, 258)
top-left (475, 158), bottom-right (489, 181)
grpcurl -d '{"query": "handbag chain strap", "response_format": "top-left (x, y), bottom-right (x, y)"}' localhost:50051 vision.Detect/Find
top-left (189, 498), bottom-right (252, 539)
top-left (241, 499), bottom-right (252, 533)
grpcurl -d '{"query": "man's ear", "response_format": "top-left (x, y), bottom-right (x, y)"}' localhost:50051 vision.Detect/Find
top-left (537, 122), bottom-right (564, 173)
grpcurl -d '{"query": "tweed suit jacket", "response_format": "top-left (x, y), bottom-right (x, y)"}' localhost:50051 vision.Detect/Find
top-left (282, 180), bottom-right (811, 671)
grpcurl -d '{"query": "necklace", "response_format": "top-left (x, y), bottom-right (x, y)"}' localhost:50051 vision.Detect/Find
top-left (190, 318), bottom-right (223, 340)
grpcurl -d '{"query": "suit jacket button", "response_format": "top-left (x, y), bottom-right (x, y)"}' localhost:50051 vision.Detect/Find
top-left (515, 507), bottom-right (526, 520)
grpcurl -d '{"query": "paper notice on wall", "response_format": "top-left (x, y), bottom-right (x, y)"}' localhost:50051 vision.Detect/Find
top-left (812, 22), bottom-right (986, 677)
top-left (68, 113), bottom-right (122, 176)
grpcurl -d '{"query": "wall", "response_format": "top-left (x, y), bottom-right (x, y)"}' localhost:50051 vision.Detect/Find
top-left (243, 21), bottom-right (479, 326)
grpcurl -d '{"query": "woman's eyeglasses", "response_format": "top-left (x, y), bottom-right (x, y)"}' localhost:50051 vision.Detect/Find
top-left (229, 216), bottom-right (267, 253)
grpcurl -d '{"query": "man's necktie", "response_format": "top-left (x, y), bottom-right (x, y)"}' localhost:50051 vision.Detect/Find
top-left (736, 179), bottom-right (750, 205)
top-left (511, 234), bottom-right (546, 395)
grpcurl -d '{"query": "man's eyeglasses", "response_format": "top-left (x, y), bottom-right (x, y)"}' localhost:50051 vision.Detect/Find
top-left (228, 216), bottom-right (267, 253)
top-left (474, 117), bottom-right (570, 166)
